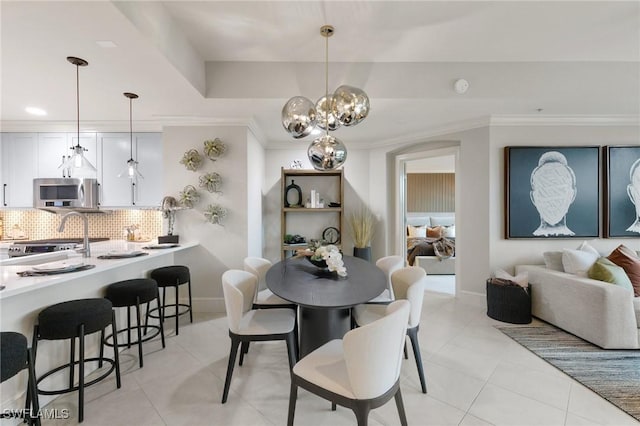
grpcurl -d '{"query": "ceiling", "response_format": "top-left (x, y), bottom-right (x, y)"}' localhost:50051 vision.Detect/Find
top-left (2, 1), bottom-right (639, 148)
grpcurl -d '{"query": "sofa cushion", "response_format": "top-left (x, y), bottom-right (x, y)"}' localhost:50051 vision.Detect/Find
top-left (543, 251), bottom-right (564, 271)
top-left (608, 245), bottom-right (640, 297)
top-left (578, 241), bottom-right (599, 256)
top-left (588, 257), bottom-right (634, 292)
top-left (562, 249), bottom-right (599, 277)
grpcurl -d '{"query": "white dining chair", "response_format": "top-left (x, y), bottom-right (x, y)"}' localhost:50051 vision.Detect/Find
top-left (243, 257), bottom-right (297, 309)
top-left (221, 269), bottom-right (298, 403)
top-left (287, 300), bottom-right (410, 426)
top-left (352, 266), bottom-right (428, 393)
top-left (367, 255), bottom-right (404, 302)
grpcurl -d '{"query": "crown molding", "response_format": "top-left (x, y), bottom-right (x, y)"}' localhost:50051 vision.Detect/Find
top-left (0, 120), bottom-right (164, 133)
top-left (490, 114), bottom-right (640, 126)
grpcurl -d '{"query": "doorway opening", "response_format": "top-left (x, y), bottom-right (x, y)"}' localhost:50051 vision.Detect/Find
top-left (395, 146), bottom-right (459, 296)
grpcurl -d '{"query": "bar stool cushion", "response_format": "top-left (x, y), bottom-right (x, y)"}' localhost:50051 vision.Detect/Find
top-left (105, 279), bottom-right (158, 307)
top-left (0, 332), bottom-right (28, 382)
top-left (150, 266), bottom-right (189, 287)
top-left (38, 298), bottom-right (113, 340)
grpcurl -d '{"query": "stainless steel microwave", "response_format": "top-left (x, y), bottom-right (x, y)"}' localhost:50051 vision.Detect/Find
top-left (33, 178), bottom-right (100, 213)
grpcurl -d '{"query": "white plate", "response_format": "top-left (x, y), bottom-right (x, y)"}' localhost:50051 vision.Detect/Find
top-left (106, 250), bottom-right (144, 257)
top-left (33, 260), bottom-right (85, 272)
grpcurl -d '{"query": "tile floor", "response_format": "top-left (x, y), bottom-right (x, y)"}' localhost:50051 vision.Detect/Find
top-left (39, 278), bottom-right (638, 426)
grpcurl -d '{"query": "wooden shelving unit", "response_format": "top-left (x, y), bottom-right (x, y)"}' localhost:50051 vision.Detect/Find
top-left (281, 168), bottom-right (344, 259)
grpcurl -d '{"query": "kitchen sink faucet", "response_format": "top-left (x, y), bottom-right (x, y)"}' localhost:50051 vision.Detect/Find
top-left (58, 211), bottom-right (91, 258)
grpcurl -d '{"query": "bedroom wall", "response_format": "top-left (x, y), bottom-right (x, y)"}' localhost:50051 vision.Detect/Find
top-left (406, 173), bottom-right (455, 212)
top-left (489, 124), bottom-right (640, 277)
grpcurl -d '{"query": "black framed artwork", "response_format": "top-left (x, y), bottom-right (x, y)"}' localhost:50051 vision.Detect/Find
top-left (505, 146), bottom-right (600, 239)
top-left (604, 146), bottom-right (640, 238)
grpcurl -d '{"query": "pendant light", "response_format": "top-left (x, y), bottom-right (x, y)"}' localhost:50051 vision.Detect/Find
top-left (118, 92), bottom-right (143, 179)
top-left (60, 57), bottom-right (97, 174)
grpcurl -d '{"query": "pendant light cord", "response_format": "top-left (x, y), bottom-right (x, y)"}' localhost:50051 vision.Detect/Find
top-left (75, 63), bottom-right (80, 148)
top-left (129, 96), bottom-right (133, 159)
top-left (324, 29), bottom-right (330, 137)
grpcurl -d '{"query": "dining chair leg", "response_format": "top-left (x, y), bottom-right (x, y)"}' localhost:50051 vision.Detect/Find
top-left (286, 381), bottom-right (298, 426)
top-left (239, 342), bottom-right (249, 366)
top-left (222, 338), bottom-right (240, 403)
top-left (394, 387), bottom-right (408, 426)
top-left (285, 333), bottom-right (297, 369)
top-left (331, 402), bottom-right (337, 411)
top-left (403, 341), bottom-right (408, 359)
top-left (407, 328), bottom-right (427, 393)
top-left (353, 401), bottom-right (371, 426)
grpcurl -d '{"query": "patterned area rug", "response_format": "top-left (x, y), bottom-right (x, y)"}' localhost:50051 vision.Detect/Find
top-left (497, 323), bottom-right (640, 421)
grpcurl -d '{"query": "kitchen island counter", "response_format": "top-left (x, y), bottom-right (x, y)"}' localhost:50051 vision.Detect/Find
top-left (0, 240), bottom-right (198, 413)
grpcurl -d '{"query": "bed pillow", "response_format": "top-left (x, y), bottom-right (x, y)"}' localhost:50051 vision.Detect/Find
top-left (588, 257), bottom-right (633, 291)
top-left (426, 226), bottom-right (443, 238)
top-left (607, 245), bottom-right (640, 296)
top-left (442, 225), bottom-right (456, 239)
top-left (407, 225), bottom-right (427, 238)
top-left (562, 249), bottom-right (599, 277)
top-left (543, 251), bottom-right (564, 271)
top-left (430, 216), bottom-right (455, 227)
top-left (494, 269), bottom-right (528, 288)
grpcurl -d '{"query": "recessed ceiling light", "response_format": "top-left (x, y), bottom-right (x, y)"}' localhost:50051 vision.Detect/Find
top-left (25, 106), bottom-right (47, 116)
top-left (96, 40), bottom-right (117, 48)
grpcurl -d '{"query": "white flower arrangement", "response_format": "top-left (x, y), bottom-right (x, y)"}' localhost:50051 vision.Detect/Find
top-left (312, 244), bottom-right (347, 277)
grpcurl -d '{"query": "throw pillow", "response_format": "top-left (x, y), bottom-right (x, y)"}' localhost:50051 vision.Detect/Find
top-left (562, 249), bottom-right (599, 277)
top-left (607, 245), bottom-right (640, 296)
top-left (494, 269), bottom-right (528, 288)
top-left (578, 241), bottom-right (599, 256)
top-left (443, 225), bottom-right (456, 239)
top-left (407, 225), bottom-right (427, 238)
top-left (426, 226), bottom-right (443, 238)
top-left (588, 257), bottom-right (634, 292)
top-left (543, 251), bottom-right (564, 271)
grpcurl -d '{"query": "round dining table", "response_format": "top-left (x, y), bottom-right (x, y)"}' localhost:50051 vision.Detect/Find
top-left (265, 255), bottom-right (386, 357)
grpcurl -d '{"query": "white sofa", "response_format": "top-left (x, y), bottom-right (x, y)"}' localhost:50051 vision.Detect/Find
top-left (515, 265), bottom-right (640, 349)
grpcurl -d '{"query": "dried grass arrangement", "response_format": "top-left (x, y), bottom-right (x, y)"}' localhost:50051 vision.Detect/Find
top-left (349, 205), bottom-right (375, 248)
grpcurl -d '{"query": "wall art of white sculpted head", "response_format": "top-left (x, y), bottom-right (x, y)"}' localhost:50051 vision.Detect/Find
top-left (626, 158), bottom-right (640, 233)
top-left (529, 151), bottom-right (577, 236)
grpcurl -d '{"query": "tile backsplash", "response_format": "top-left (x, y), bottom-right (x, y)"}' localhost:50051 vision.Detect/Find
top-left (0, 210), bottom-right (163, 241)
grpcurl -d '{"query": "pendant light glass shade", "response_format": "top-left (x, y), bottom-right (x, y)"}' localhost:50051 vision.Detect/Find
top-left (60, 56), bottom-right (97, 175)
top-left (281, 25), bottom-right (370, 170)
top-left (118, 92), bottom-right (143, 179)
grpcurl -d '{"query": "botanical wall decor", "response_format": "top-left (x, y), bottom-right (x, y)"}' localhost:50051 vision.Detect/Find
top-left (505, 146), bottom-right (600, 239)
top-left (604, 145), bottom-right (640, 238)
top-left (180, 149), bottom-right (203, 171)
top-left (203, 138), bottom-right (226, 161)
top-left (179, 185), bottom-right (200, 208)
top-left (204, 204), bottom-right (227, 225)
top-left (199, 172), bottom-right (222, 193)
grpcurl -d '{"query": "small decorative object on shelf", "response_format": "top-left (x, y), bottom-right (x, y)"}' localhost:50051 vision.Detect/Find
top-left (180, 149), bottom-right (203, 171)
top-left (284, 180), bottom-right (302, 207)
top-left (199, 172), bottom-right (222, 193)
top-left (179, 185), bottom-right (200, 207)
top-left (203, 138), bottom-right (226, 161)
top-left (290, 159), bottom-right (303, 169)
top-left (322, 226), bottom-right (340, 244)
top-left (204, 204), bottom-right (227, 225)
top-left (284, 234), bottom-right (306, 245)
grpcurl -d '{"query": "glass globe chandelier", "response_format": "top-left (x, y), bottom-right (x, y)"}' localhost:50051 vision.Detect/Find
top-left (118, 92), bottom-right (143, 179)
top-left (60, 56), bottom-right (97, 174)
top-left (281, 25), bottom-right (370, 170)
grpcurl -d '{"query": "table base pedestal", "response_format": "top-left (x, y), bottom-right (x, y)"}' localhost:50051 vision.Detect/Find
top-left (299, 307), bottom-right (350, 357)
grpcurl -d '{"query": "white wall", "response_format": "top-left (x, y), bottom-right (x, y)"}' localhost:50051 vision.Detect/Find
top-left (490, 124), bottom-right (640, 277)
top-left (164, 125), bottom-right (249, 310)
top-left (247, 129), bottom-right (264, 256)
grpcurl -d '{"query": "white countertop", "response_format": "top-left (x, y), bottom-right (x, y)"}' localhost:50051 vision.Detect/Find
top-left (0, 240), bottom-right (198, 299)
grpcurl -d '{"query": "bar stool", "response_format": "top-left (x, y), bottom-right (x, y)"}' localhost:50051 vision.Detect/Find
top-left (0, 332), bottom-right (40, 426)
top-left (103, 279), bottom-right (165, 368)
top-left (147, 265), bottom-right (193, 335)
top-left (32, 298), bottom-right (121, 423)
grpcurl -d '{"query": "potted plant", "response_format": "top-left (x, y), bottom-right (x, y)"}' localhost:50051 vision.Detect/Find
top-left (348, 205), bottom-right (375, 261)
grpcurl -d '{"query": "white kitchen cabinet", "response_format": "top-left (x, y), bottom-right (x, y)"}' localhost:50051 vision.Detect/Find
top-left (99, 132), bottom-right (162, 207)
top-left (1, 133), bottom-right (37, 208)
top-left (37, 132), bottom-right (98, 179)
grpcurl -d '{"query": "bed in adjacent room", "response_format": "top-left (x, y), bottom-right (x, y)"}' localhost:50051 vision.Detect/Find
top-left (406, 213), bottom-right (455, 275)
